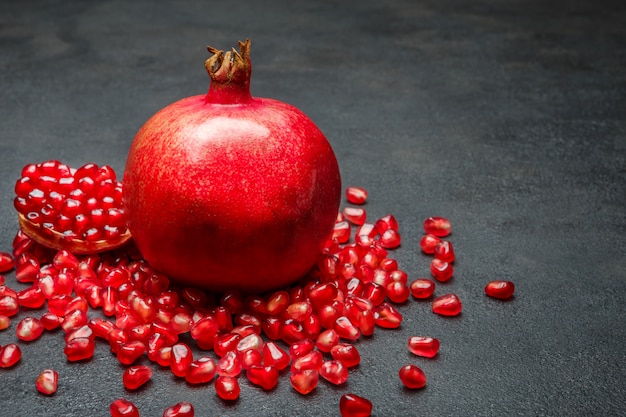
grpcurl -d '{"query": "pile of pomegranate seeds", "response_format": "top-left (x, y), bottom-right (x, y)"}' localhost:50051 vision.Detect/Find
top-left (0, 173), bottom-right (515, 416)
top-left (13, 160), bottom-right (130, 254)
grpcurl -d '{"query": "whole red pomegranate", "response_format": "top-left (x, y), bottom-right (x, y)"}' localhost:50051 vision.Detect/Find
top-left (123, 39), bottom-right (341, 293)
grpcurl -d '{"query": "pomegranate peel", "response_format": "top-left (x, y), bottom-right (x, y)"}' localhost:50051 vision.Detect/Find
top-left (17, 213), bottom-right (131, 255)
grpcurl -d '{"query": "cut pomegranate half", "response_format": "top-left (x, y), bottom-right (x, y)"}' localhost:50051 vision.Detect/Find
top-left (14, 160), bottom-right (131, 254)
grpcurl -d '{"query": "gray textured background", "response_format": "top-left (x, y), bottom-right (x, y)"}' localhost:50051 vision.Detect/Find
top-left (1, 0), bottom-right (625, 416)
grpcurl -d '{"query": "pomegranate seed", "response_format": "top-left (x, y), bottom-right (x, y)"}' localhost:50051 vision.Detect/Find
top-left (123, 365), bottom-right (153, 390)
top-left (434, 240), bottom-right (455, 262)
top-left (110, 398), bottom-right (140, 417)
top-left (423, 216), bottom-right (451, 237)
top-left (409, 279), bottom-right (436, 299)
top-left (373, 302), bottom-right (402, 328)
top-left (0, 314), bottom-right (10, 330)
top-left (17, 285), bottom-right (46, 309)
top-left (239, 348), bottom-right (263, 370)
top-left (262, 341), bottom-right (290, 371)
top-left (214, 375), bottom-right (240, 401)
top-left (16, 316), bottom-right (45, 341)
top-left (330, 343), bottom-right (361, 368)
top-left (0, 295), bottom-right (19, 317)
top-left (334, 316), bottom-right (360, 341)
top-left (162, 402), bottom-right (194, 417)
top-left (246, 365), bottom-right (279, 390)
top-left (385, 281), bottom-right (410, 304)
top-left (185, 356), bottom-right (217, 384)
top-left (320, 359), bottom-right (349, 385)
top-left (408, 336), bottom-right (440, 358)
top-left (290, 369), bottom-right (319, 395)
top-left (213, 332), bottom-right (242, 357)
top-left (379, 229), bottom-right (401, 249)
top-left (289, 338), bottom-right (315, 359)
top-left (430, 258), bottom-right (454, 282)
top-left (40, 312), bottom-right (63, 330)
top-left (0, 252), bottom-right (14, 272)
top-left (399, 364), bottom-right (427, 389)
top-left (263, 291), bottom-right (287, 316)
top-left (291, 350), bottom-right (323, 373)
top-left (155, 347), bottom-right (172, 367)
top-left (332, 221), bottom-right (351, 243)
top-left (281, 318), bottom-right (306, 345)
top-left (170, 342), bottom-right (193, 377)
top-left (485, 280), bottom-right (515, 299)
top-left (286, 300), bottom-right (313, 321)
top-left (419, 234), bottom-right (441, 254)
top-left (374, 214), bottom-right (398, 233)
top-left (216, 350), bottom-right (242, 377)
top-left (117, 341), bottom-right (147, 365)
top-left (62, 309), bottom-right (89, 332)
top-left (16, 258), bottom-right (39, 280)
top-left (345, 186), bottom-right (368, 204)
top-left (36, 369), bottom-right (59, 395)
top-left (316, 329), bottom-right (340, 352)
top-left (340, 393), bottom-right (372, 417)
top-left (64, 337), bottom-right (95, 361)
top-left (0, 343), bottom-right (22, 368)
top-left (343, 207), bottom-right (367, 225)
top-left (432, 293), bottom-right (462, 316)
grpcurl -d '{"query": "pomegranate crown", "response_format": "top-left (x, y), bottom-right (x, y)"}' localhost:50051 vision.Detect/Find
top-left (205, 39), bottom-right (252, 86)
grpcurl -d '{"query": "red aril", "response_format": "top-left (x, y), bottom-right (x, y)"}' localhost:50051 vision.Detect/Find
top-left (345, 186), bottom-right (368, 205)
top-left (262, 342), bottom-right (290, 371)
top-left (343, 207), bottom-right (367, 226)
top-left (485, 280), bottom-right (515, 299)
top-left (0, 315), bottom-right (10, 330)
top-left (122, 365), bottom-right (153, 390)
top-left (399, 364), bottom-right (427, 389)
top-left (110, 398), bottom-right (140, 417)
top-left (246, 365), bottom-right (279, 390)
top-left (185, 357), bottom-right (217, 384)
top-left (379, 229), bottom-right (401, 249)
top-left (373, 302), bottom-right (402, 328)
top-left (430, 258), bottom-right (454, 282)
top-left (162, 402), bottom-right (194, 417)
top-left (216, 351), bottom-right (242, 377)
top-left (214, 376), bottom-right (240, 401)
top-left (16, 316), bottom-right (44, 341)
top-left (434, 240), bottom-right (455, 262)
top-left (123, 39), bottom-right (341, 293)
top-left (330, 343), bottom-right (361, 368)
top-left (0, 343), bottom-right (22, 368)
top-left (170, 342), bottom-right (193, 377)
top-left (423, 216), bottom-right (451, 237)
top-left (339, 393), bottom-right (372, 417)
top-left (64, 337), bottom-right (95, 362)
top-left (432, 294), bottom-right (462, 316)
top-left (290, 369), bottom-right (319, 395)
top-left (408, 336), bottom-right (440, 358)
top-left (14, 161), bottom-right (130, 254)
top-left (36, 369), bottom-right (58, 395)
top-left (0, 294), bottom-right (18, 317)
top-left (419, 234), bottom-right (441, 254)
top-left (385, 281), bottom-right (410, 304)
top-left (319, 360), bottom-right (349, 385)
top-left (409, 279), bottom-right (436, 299)
top-left (0, 252), bottom-right (14, 272)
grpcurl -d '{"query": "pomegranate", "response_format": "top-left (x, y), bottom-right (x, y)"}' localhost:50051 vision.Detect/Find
top-left (123, 39), bottom-right (341, 293)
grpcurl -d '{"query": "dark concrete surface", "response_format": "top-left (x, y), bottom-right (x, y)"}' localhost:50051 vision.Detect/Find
top-left (1, 0), bottom-right (625, 416)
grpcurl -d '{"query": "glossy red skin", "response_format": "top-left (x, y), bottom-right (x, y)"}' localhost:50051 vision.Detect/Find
top-left (124, 94), bottom-right (341, 293)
